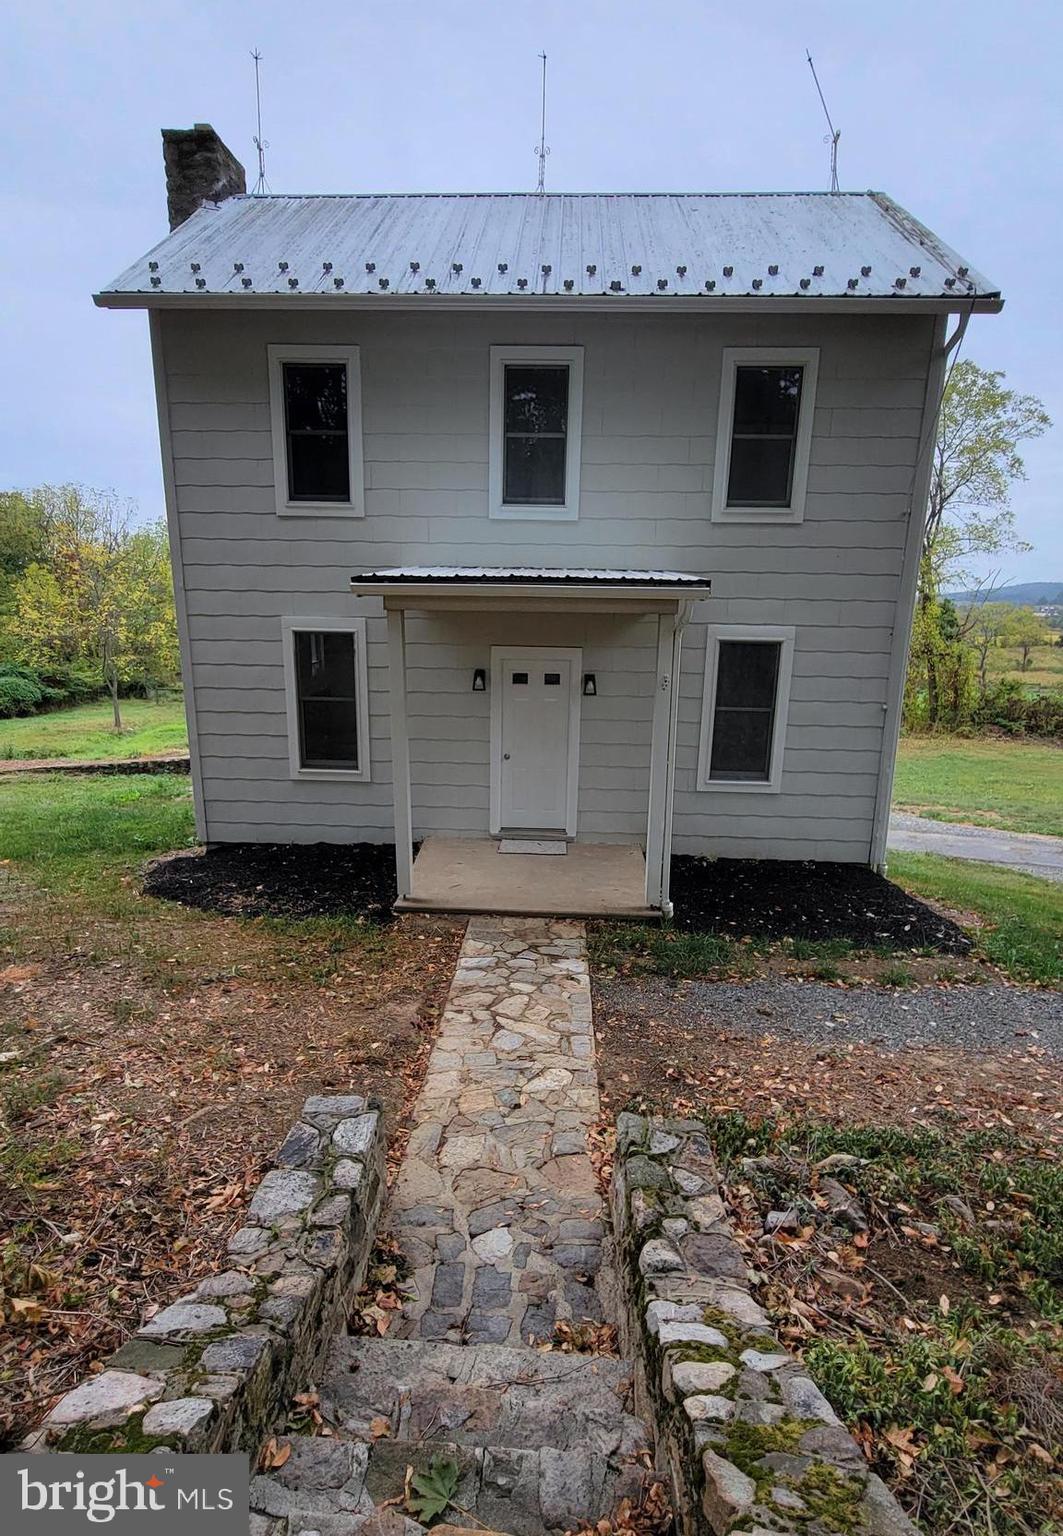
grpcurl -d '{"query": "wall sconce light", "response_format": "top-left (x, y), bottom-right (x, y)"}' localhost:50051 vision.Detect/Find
top-left (472, 668), bottom-right (487, 692)
top-left (582, 673), bottom-right (597, 696)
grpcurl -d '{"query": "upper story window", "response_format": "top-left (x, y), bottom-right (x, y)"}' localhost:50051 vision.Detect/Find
top-left (281, 616), bottom-right (371, 781)
top-left (489, 345), bottom-right (584, 520)
top-left (268, 345), bottom-right (364, 517)
top-left (696, 625), bottom-right (795, 793)
top-left (711, 348), bottom-right (818, 524)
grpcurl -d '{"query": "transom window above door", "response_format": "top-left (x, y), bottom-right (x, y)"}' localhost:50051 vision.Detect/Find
top-left (489, 345), bottom-right (584, 520)
top-left (268, 345), bottom-right (364, 517)
top-left (711, 348), bottom-right (818, 524)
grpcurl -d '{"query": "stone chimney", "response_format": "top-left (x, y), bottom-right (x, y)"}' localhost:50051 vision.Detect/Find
top-left (162, 123), bottom-right (246, 231)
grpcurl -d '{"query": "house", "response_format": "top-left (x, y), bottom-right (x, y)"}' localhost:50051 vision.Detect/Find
top-left (95, 124), bottom-right (1001, 917)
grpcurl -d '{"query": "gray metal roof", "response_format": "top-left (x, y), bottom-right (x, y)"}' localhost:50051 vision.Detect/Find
top-left (351, 566), bottom-right (711, 585)
top-left (96, 191), bottom-right (1001, 310)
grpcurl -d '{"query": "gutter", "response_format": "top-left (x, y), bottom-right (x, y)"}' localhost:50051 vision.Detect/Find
top-left (92, 291), bottom-right (1004, 316)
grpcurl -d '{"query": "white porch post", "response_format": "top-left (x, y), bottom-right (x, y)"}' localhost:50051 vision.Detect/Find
top-left (644, 610), bottom-right (677, 908)
top-left (387, 606), bottom-right (414, 899)
top-left (659, 616), bottom-right (684, 915)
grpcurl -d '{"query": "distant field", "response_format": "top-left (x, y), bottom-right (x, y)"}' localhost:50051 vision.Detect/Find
top-left (986, 640), bottom-right (1063, 692)
top-left (0, 696), bottom-right (187, 761)
top-left (894, 735), bottom-right (1063, 838)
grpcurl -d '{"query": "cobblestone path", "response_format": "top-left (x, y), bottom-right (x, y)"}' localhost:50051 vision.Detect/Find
top-left (388, 916), bottom-right (610, 1345)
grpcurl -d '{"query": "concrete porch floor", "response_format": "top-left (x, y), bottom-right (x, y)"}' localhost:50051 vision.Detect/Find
top-left (394, 835), bottom-right (659, 918)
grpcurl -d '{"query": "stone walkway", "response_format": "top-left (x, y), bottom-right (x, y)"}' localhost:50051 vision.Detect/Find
top-left (242, 917), bottom-right (665, 1532)
top-left (389, 917), bottom-right (609, 1346)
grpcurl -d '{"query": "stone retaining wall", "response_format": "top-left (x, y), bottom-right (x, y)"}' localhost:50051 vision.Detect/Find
top-left (0, 753), bottom-right (191, 777)
top-left (611, 1114), bottom-right (917, 1536)
top-left (27, 1095), bottom-right (386, 1458)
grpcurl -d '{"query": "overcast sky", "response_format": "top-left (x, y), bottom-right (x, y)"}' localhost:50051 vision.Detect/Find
top-left (3, 0), bottom-right (1060, 584)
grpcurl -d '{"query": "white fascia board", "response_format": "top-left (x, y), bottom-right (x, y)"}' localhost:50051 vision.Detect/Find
top-left (349, 580), bottom-right (714, 603)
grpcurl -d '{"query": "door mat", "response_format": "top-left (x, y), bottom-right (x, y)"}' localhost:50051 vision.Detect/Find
top-left (497, 839), bottom-right (568, 855)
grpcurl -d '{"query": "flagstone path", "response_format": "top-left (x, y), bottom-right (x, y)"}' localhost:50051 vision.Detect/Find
top-left (250, 918), bottom-right (663, 1535)
top-left (388, 916), bottom-right (611, 1345)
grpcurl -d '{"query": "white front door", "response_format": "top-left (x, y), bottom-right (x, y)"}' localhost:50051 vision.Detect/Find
top-left (491, 647), bottom-right (581, 836)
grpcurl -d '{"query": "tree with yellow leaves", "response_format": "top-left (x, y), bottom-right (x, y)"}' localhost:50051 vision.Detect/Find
top-left (4, 485), bottom-right (177, 731)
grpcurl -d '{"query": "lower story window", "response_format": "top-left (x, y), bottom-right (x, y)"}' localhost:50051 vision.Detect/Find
top-left (697, 625), bottom-right (794, 792)
top-left (282, 617), bottom-right (371, 780)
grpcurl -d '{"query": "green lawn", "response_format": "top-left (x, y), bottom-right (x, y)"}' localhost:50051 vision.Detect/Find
top-left (0, 773), bottom-right (195, 899)
top-left (887, 850), bottom-right (1062, 986)
top-left (0, 696), bottom-right (188, 762)
top-left (894, 735), bottom-right (1063, 838)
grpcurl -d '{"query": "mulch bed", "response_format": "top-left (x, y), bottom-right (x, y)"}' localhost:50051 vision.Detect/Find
top-left (145, 846), bottom-right (970, 952)
top-left (143, 842), bottom-right (400, 922)
top-left (670, 856), bottom-right (971, 952)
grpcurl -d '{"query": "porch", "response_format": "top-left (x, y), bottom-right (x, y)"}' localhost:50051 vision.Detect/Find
top-left (395, 835), bottom-right (657, 918)
top-left (351, 567), bottom-right (713, 917)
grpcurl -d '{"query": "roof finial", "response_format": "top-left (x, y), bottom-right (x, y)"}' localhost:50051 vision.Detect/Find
top-left (534, 51), bottom-right (550, 195)
top-left (806, 50), bottom-right (841, 193)
top-left (251, 48), bottom-right (270, 195)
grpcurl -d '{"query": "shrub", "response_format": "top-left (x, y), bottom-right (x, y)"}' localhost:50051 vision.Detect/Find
top-left (0, 669), bottom-right (45, 716)
top-left (0, 663), bottom-right (101, 716)
top-left (971, 678), bottom-right (1063, 737)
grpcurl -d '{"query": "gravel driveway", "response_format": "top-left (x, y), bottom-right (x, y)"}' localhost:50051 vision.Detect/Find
top-left (889, 811), bottom-right (1063, 882)
top-left (594, 975), bottom-right (1063, 1056)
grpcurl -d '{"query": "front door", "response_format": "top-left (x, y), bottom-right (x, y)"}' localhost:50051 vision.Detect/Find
top-left (491, 647), bottom-right (581, 836)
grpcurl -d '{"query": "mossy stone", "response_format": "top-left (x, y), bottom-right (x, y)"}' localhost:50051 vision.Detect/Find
top-left (625, 1155), bottom-right (675, 1193)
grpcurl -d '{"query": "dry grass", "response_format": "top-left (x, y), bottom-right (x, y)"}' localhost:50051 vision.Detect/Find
top-left (0, 775), bottom-right (462, 1445)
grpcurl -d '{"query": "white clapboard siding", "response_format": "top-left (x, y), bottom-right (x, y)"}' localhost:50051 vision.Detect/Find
top-left (159, 305), bottom-right (935, 856)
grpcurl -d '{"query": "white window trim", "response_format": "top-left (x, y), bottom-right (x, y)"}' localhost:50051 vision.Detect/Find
top-left (696, 624), bottom-right (795, 793)
top-left (282, 615), bottom-right (372, 782)
top-left (268, 344), bottom-right (365, 518)
top-left (489, 345), bottom-right (584, 521)
top-left (710, 347), bottom-right (819, 524)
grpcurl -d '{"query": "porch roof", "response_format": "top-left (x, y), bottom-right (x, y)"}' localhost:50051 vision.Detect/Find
top-left (350, 566), bottom-right (712, 607)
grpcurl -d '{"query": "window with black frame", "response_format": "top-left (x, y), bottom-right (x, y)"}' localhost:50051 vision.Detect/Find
top-left (726, 365), bottom-right (804, 507)
top-left (282, 362), bottom-right (351, 502)
top-left (502, 364), bottom-right (569, 505)
top-left (293, 630), bottom-right (359, 769)
top-left (709, 639), bottom-right (781, 782)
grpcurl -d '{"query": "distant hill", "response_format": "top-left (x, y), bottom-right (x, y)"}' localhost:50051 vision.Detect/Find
top-left (945, 581), bottom-right (1063, 607)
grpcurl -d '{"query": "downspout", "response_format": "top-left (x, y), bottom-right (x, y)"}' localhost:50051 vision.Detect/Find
top-left (659, 600), bottom-right (693, 918)
top-left (869, 305), bottom-right (972, 872)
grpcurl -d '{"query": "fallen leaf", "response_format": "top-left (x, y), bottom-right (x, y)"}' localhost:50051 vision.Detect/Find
top-left (9, 1297), bottom-right (46, 1324)
top-left (259, 1437), bottom-right (292, 1470)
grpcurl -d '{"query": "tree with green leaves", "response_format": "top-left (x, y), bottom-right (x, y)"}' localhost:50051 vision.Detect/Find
top-left (915, 360), bottom-right (1051, 725)
top-left (0, 490), bottom-right (50, 613)
top-left (3, 486), bottom-right (177, 730)
top-left (1000, 606), bottom-right (1052, 672)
